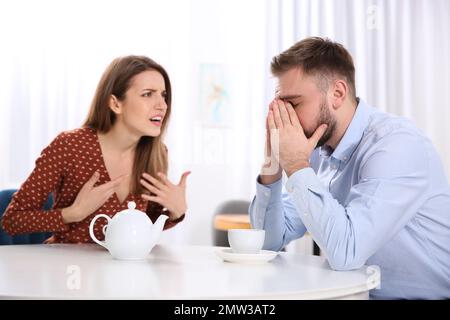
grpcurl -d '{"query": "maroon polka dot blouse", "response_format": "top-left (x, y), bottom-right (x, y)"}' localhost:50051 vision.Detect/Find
top-left (1, 127), bottom-right (184, 244)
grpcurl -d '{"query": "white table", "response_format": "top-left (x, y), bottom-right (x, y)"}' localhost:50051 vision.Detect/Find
top-left (0, 244), bottom-right (379, 299)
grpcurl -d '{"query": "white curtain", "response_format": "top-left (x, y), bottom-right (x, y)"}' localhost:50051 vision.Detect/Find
top-left (268, 0), bottom-right (450, 178)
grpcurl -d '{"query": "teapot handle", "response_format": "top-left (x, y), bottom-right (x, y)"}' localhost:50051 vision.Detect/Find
top-left (89, 214), bottom-right (111, 249)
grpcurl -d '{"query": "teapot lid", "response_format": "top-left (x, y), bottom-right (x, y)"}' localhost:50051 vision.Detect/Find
top-left (127, 201), bottom-right (137, 210)
top-left (116, 201), bottom-right (145, 216)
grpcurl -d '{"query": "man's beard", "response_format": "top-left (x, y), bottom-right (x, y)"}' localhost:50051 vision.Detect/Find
top-left (304, 98), bottom-right (336, 148)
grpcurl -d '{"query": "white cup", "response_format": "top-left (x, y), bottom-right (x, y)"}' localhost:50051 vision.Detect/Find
top-left (227, 229), bottom-right (265, 254)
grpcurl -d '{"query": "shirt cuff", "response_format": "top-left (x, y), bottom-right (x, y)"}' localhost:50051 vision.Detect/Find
top-left (251, 175), bottom-right (283, 229)
top-left (256, 175), bottom-right (282, 204)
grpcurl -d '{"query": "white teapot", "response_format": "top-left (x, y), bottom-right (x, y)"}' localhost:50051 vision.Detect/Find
top-left (89, 201), bottom-right (168, 260)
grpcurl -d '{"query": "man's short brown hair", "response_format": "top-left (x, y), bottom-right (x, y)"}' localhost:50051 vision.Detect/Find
top-left (271, 37), bottom-right (356, 100)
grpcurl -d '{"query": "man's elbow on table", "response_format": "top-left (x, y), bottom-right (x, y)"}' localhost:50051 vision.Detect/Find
top-left (324, 251), bottom-right (368, 271)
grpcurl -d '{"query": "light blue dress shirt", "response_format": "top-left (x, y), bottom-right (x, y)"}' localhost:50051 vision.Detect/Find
top-left (249, 98), bottom-right (450, 299)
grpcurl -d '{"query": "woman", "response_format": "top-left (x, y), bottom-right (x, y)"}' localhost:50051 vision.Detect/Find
top-left (2, 55), bottom-right (190, 243)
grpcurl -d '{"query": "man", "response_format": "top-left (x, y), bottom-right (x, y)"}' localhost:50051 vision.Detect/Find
top-left (249, 37), bottom-right (450, 299)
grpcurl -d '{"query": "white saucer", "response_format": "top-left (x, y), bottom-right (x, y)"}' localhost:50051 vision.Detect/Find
top-left (215, 248), bottom-right (278, 263)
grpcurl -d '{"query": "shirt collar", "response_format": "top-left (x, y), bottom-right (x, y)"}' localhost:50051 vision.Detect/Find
top-left (320, 98), bottom-right (377, 164)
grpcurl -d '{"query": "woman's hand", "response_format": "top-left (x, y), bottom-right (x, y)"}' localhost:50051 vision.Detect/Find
top-left (62, 171), bottom-right (126, 224)
top-left (140, 171), bottom-right (191, 221)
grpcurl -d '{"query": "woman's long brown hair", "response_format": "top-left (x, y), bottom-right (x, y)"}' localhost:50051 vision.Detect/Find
top-left (83, 55), bottom-right (171, 195)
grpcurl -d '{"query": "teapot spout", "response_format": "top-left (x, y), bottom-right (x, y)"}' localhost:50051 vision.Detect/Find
top-left (154, 214), bottom-right (169, 230)
top-left (151, 214), bottom-right (169, 241)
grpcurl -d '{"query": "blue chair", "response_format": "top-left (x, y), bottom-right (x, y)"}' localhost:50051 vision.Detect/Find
top-left (0, 189), bottom-right (53, 245)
